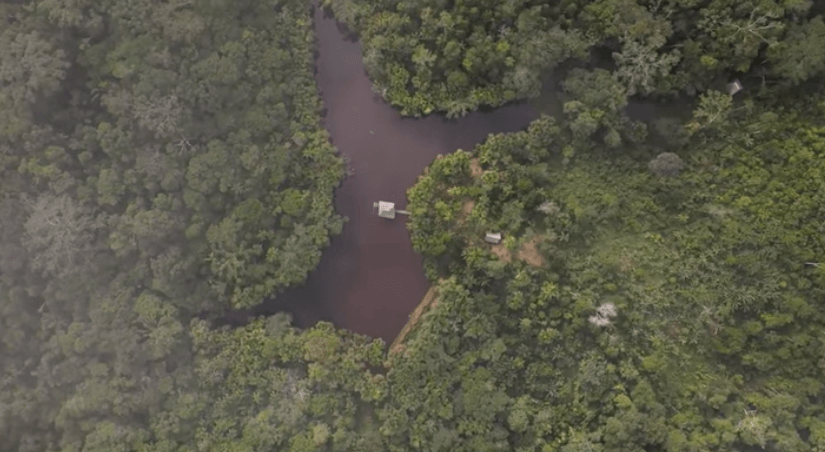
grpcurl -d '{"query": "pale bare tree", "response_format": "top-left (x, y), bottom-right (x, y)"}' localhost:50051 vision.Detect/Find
top-left (133, 93), bottom-right (183, 138)
top-left (737, 409), bottom-right (772, 448)
top-left (727, 8), bottom-right (783, 44)
top-left (135, 145), bottom-right (168, 179)
top-left (613, 33), bottom-right (680, 96)
top-left (0, 31), bottom-right (68, 105)
top-left (22, 193), bottom-right (100, 276)
top-left (536, 201), bottom-right (559, 214)
top-left (589, 302), bottom-right (618, 327)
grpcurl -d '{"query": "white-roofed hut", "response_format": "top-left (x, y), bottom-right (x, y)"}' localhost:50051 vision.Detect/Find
top-left (484, 232), bottom-right (502, 244)
top-left (727, 79), bottom-right (743, 96)
top-left (373, 201), bottom-right (409, 220)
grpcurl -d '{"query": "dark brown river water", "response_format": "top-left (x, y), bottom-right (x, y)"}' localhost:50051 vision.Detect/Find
top-left (232, 5), bottom-right (538, 344)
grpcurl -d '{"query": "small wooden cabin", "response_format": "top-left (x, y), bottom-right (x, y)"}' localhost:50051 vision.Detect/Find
top-left (485, 232), bottom-right (502, 244)
top-left (727, 79), bottom-right (743, 96)
top-left (374, 201), bottom-right (396, 219)
top-left (373, 201), bottom-right (410, 220)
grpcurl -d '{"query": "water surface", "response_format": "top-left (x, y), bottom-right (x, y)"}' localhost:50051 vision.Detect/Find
top-left (238, 5), bottom-right (539, 344)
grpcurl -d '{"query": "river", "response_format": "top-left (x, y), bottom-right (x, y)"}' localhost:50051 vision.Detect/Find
top-left (223, 5), bottom-right (537, 344)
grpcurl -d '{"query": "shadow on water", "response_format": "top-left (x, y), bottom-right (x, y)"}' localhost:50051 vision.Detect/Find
top-left (220, 4), bottom-right (538, 344)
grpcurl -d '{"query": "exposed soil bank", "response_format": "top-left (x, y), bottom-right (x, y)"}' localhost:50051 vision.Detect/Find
top-left (388, 282), bottom-right (442, 356)
top-left (226, 5), bottom-right (538, 344)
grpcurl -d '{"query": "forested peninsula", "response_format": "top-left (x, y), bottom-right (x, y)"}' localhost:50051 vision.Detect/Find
top-left (2, 0), bottom-right (825, 451)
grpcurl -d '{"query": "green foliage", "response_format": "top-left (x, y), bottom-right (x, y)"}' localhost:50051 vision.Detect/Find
top-left (0, 0), bottom-right (349, 450)
top-left (766, 16), bottom-right (825, 85)
top-left (324, 0), bottom-right (825, 116)
top-left (177, 318), bottom-right (386, 452)
top-left (395, 93), bottom-right (825, 452)
top-left (322, 0), bottom-right (589, 117)
top-left (561, 68), bottom-right (635, 149)
top-left (687, 90), bottom-right (734, 134)
top-left (3, 1), bottom-right (825, 452)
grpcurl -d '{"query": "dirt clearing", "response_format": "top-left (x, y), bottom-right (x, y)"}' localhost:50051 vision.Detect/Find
top-left (469, 158), bottom-right (483, 177)
top-left (489, 236), bottom-right (546, 267)
top-left (518, 236), bottom-right (544, 267)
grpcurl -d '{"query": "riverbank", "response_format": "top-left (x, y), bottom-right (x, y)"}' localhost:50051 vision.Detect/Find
top-left (388, 280), bottom-right (443, 356)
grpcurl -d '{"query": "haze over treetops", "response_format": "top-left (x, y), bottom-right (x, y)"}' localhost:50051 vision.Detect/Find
top-left (2, 0), bottom-right (825, 451)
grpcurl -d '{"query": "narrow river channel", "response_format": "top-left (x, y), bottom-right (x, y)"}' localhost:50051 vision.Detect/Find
top-left (236, 4), bottom-right (539, 344)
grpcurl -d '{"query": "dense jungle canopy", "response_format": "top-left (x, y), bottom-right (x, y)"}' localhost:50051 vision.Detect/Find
top-left (2, 0), bottom-right (825, 451)
top-left (323, 0), bottom-right (825, 117)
